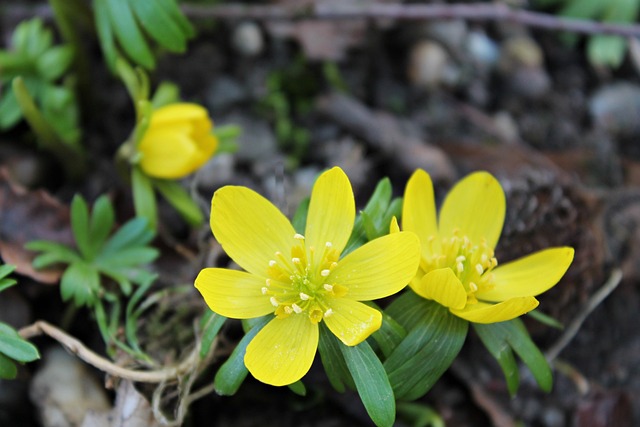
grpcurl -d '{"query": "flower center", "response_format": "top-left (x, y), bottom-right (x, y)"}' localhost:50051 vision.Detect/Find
top-left (423, 229), bottom-right (497, 303)
top-left (262, 234), bottom-right (346, 323)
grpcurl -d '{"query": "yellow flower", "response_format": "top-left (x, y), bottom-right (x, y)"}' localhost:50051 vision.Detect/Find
top-left (195, 167), bottom-right (420, 386)
top-left (401, 169), bottom-right (574, 324)
top-left (138, 103), bottom-right (218, 179)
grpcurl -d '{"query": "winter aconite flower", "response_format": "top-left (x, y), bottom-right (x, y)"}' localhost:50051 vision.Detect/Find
top-left (196, 167), bottom-right (420, 386)
top-left (138, 103), bottom-right (218, 179)
top-left (401, 169), bottom-right (574, 324)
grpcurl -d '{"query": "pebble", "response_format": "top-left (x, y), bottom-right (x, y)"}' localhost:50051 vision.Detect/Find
top-left (231, 21), bottom-right (264, 57)
top-left (498, 36), bottom-right (550, 98)
top-left (466, 30), bottom-right (500, 69)
top-left (407, 40), bottom-right (459, 88)
top-left (205, 75), bottom-right (248, 113)
top-left (30, 347), bottom-right (111, 427)
top-left (589, 82), bottom-right (640, 138)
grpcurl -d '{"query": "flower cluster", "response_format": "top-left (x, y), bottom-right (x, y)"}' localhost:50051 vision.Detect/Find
top-left (195, 167), bottom-right (574, 387)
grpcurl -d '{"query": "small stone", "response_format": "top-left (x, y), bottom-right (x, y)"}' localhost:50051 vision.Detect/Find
top-left (205, 75), bottom-right (248, 112)
top-left (407, 40), bottom-right (459, 88)
top-left (466, 30), bottom-right (500, 69)
top-left (231, 21), bottom-right (264, 57)
top-left (589, 82), bottom-right (640, 138)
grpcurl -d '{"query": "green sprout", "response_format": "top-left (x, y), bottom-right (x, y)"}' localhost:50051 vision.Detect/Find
top-left (94, 0), bottom-right (195, 71)
top-left (27, 194), bottom-right (158, 308)
top-left (0, 18), bottom-right (84, 179)
top-left (0, 264), bottom-right (40, 379)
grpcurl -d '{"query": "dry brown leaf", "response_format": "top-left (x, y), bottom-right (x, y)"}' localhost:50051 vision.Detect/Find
top-left (0, 168), bottom-right (73, 283)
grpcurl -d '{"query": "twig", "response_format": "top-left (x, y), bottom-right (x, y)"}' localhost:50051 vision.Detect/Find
top-left (19, 320), bottom-right (198, 383)
top-left (545, 268), bottom-right (623, 362)
top-left (181, 3), bottom-right (640, 38)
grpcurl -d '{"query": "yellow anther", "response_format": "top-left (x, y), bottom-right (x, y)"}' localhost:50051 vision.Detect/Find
top-left (269, 260), bottom-right (277, 267)
top-left (475, 264), bottom-right (484, 275)
top-left (323, 284), bottom-right (333, 292)
top-left (261, 287), bottom-right (268, 295)
top-left (300, 292), bottom-right (310, 300)
top-left (270, 297), bottom-right (279, 307)
top-left (321, 269), bottom-right (330, 277)
top-left (469, 282), bottom-right (478, 292)
top-left (457, 262), bottom-right (464, 273)
top-left (292, 303), bottom-right (303, 314)
top-left (266, 279), bottom-right (271, 287)
top-left (325, 241), bottom-right (332, 247)
top-left (294, 233), bottom-right (305, 240)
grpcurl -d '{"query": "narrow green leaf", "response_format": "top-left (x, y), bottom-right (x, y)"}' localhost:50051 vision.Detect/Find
top-left (96, 247), bottom-right (159, 269)
top-left (288, 380), bottom-right (307, 396)
top-left (384, 294), bottom-right (468, 400)
top-left (214, 317), bottom-right (270, 395)
top-left (102, 217), bottom-right (154, 254)
top-left (0, 87), bottom-right (22, 130)
top-left (150, 81), bottom-right (180, 109)
top-left (31, 251), bottom-right (80, 269)
top-left (0, 323), bottom-right (40, 362)
top-left (70, 195), bottom-right (92, 259)
top-left (199, 311), bottom-right (227, 359)
top-left (103, 0), bottom-right (155, 69)
top-left (0, 279), bottom-right (17, 294)
top-left (340, 340), bottom-right (396, 427)
top-left (0, 353), bottom-right (18, 379)
top-left (318, 324), bottom-right (354, 392)
top-left (153, 179), bottom-right (204, 226)
top-left (344, 177), bottom-right (393, 254)
top-left (527, 309), bottom-right (564, 330)
top-left (88, 195), bottom-right (115, 256)
top-left (0, 264), bottom-right (16, 279)
top-left (35, 45), bottom-right (74, 81)
top-left (292, 197), bottom-right (310, 234)
top-left (473, 322), bottom-right (520, 396)
top-left (60, 262), bottom-right (100, 307)
top-left (131, 167), bottom-right (157, 230)
top-left (157, 0), bottom-right (195, 38)
top-left (474, 319), bottom-right (553, 393)
top-left (130, 1), bottom-right (187, 52)
top-left (368, 303), bottom-right (407, 358)
top-left (93, 0), bottom-right (117, 71)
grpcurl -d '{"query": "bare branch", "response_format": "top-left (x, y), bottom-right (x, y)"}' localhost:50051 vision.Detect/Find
top-left (181, 2), bottom-right (640, 38)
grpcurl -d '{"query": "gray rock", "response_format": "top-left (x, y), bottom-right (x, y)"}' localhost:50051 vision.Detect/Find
top-left (231, 21), bottom-right (264, 57)
top-left (589, 82), bottom-right (640, 138)
top-left (205, 76), bottom-right (249, 112)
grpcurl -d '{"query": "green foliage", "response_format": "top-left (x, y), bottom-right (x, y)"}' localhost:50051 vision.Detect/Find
top-left (474, 318), bottom-right (553, 395)
top-left (0, 18), bottom-right (84, 177)
top-left (535, 0), bottom-right (640, 67)
top-left (0, 265), bottom-right (40, 379)
top-left (94, 0), bottom-right (195, 71)
top-left (26, 194), bottom-right (159, 308)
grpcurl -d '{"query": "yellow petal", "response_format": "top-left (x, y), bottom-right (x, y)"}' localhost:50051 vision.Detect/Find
top-left (414, 268), bottom-right (467, 310)
top-left (389, 216), bottom-right (400, 234)
top-left (403, 169), bottom-right (441, 258)
top-left (329, 232), bottom-right (420, 300)
top-left (152, 103), bottom-right (210, 127)
top-left (477, 247), bottom-right (574, 302)
top-left (323, 298), bottom-right (382, 346)
top-left (438, 172), bottom-right (505, 249)
top-left (139, 129), bottom-right (202, 179)
top-left (211, 186), bottom-right (297, 277)
top-left (245, 315), bottom-right (319, 386)
top-left (195, 268), bottom-right (274, 318)
top-left (450, 297), bottom-right (539, 323)
top-left (305, 167), bottom-right (355, 256)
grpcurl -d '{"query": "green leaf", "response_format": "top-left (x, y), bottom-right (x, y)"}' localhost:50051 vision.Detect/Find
top-left (340, 340), bottom-right (396, 427)
top-left (103, 0), bottom-right (155, 69)
top-left (370, 308), bottom-right (407, 358)
top-left (0, 86), bottom-right (22, 130)
top-left (343, 177), bottom-right (393, 255)
top-left (288, 380), bottom-right (307, 396)
top-left (474, 322), bottom-right (520, 395)
top-left (96, 247), bottom-right (159, 269)
top-left (60, 262), bottom-right (100, 307)
top-left (384, 292), bottom-right (468, 400)
top-left (0, 353), bottom-right (17, 379)
top-left (102, 217), bottom-right (154, 255)
top-left (31, 251), bottom-right (80, 269)
top-left (131, 167), bottom-right (157, 230)
top-left (70, 195), bottom-right (92, 259)
top-left (0, 323), bottom-right (40, 362)
top-left (0, 265), bottom-right (17, 293)
top-left (35, 45), bottom-right (74, 81)
top-left (130, 1), bottom-right (187, 52)
top-left (318, 324), bottom-right (354, 392)
top-left (199, 310), bottom-right (227, 360)
top-left (94, 0), bottom-right (118, 71)
top-left (153, 179), bottom-right (204, 226)
top-left (156, 0), bottom-right (196, 38)
top-left (214, 316), bottom-right (270, 395)
top-left (150, 81), bottom-right (180, 109)
top-left (291, 197), bottom-right (310, 234)
top-left (474, 318), bottom-right (553, 393)
top-left (88, 195), bottom-right (116, 256)
top-left (527, 309), bottom-right (564, 330)
top-left (587, 35), bottom-right (626, 68)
